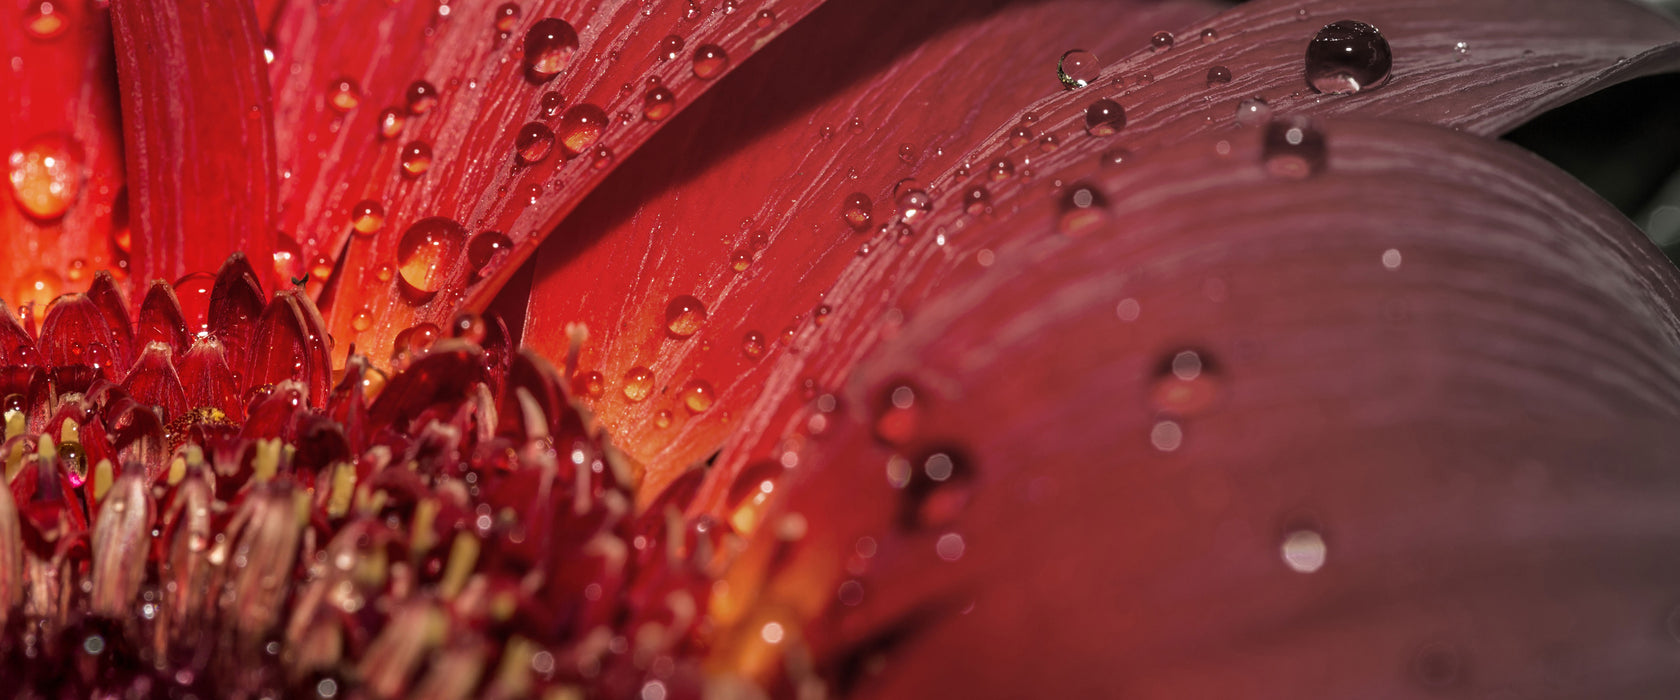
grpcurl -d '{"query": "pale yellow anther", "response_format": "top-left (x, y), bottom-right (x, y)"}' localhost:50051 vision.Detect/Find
top-left (3, 410), bottom-right (23, 441)
top-left (58, 420), bottom-right (78, 445)
top-left (440, 532), bottom-right (480, 599)
top-left (326, 462), bottom-right (356, 518)
top-left (90, 459), bottom-right (113, 501)
top-left (252, 438), bottom-right (281, 483)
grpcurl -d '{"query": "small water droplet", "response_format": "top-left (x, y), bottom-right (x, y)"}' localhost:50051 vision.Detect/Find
top-left (755, 9), bottom-right (775, 27)
top-left (377, 108), bottom-right (406, 139)
top-left (326, 77), bottom-right (360, 112)
top-left (1037, 134), bottom-right (1060, 153)
top-left (1200, 27), bottom-right (1219, 44)
top-left (352, 306), bottom-right (374, 332)
top-left (1206, 65), bottom-right (1233, 86)
top-left (897, 143), bottom-right (918, 163)
top-left (665, 295), bottom-right (707, 337)
top-left (987, 158), bottom-right (1014, 182)
top-left (657, 34), bottom-right (684, 62)
top-left (1099, 147), bottom-right (1132, 169)
top-left (1149, 31), bottom-right (1174, 51)
top-left (730, 248), bottom-right (753, 271)
top-left (961, 186), bottom-right (990, 215)
top-left (523, 18), bottom-right (579, 81)
top-left (1009, 126), bottom-right (1033, 147)
top-left (395, 217), bottom-right (466, 300)
top-left (539, 91), bottom-right (566, 118)
top-left (1150, 420), bottom-right (1183, 452)
top-left (557, 104), bottom-right (607, 156)
top-left (1304, 20), bottom-right (1392, 94)
top-left (1261, 116), bottom-right (1327, 179)
top-left (1084, 98), bottom-right (1126, 136)
top-left (515, 122), bottom-right (555, 164)
top-left (1057, 49), bottom-right (1099, 89)
top-left (350, 199), bottom-right (384, 235)
top-left (841, 192), bottom-right (873, 232)
top-left (1280, 529), bottom-right (1326, 573)
top-left (1057, 181), bottom-right (1109, 234)
top-left (24, 1), bottom-right (68, 40)
top-left (575, 370), bottom-right (605, 399)
top-left (742, 330), bottom-right (765, 359)
top-left (7, 134), bottom-right (82, 220)
top-left (494, 3), bottom-right (520, 34)
top-left (404, 80), bottom-right (439, 115)
top-left (897, 449), bottom-right (973, 529)
top-left (16, 268), bottom-right (62, 311)
top-left (643, 86), bottom-right (675, 121)
top-left (691, 44), bottom-right (729, 79)
top-left (895, 186), bottom-right (932, 221)
top-left (622, 366), bottom-right (654, 402)
top-left (592, 145), bottom-right (613, 169)
top-left (1234, 96), bottom-right (1272, 127)
top-left (1382, 248), bottom-right (1403, 270)
top-left (654, 409), bottom-right (673, 428)
top-left (373, 263), bottom-right (394, 283)
top-left (680, 379), bottom-right (715, 412)
top-left (1452, 40), bottom-right (1469, 61)
top-left (400, 141), bottom-right (433, 176)
top-left (1149, 348), bottom-right (1223, 416)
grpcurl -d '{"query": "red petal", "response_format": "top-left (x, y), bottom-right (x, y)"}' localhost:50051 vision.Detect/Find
top-left (245, 289), bottom-right (333, 408)
top-left (0, 0), bottom-right (128, 303)
top-left (177, 338), bottom-right (242, 421)
top-left (135, 280), bottom-right (190, 356)
top-left (708, 118), bottom-right (1680, 695)
top-left (110, 0), bottom-right (279, 293)
top-left (37, 293), bottom-right (122, 382)
top-left (518, 0), bottom-right (1221, 500)
top-left (122, 341), bottom-right (187, 421)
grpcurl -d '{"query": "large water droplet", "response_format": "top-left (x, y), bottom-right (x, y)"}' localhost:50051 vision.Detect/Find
top-left (665, 295), bottom-right (707, 337)
top-left (691, 44), bottom-right (729, 79)
top-left (467, 230), bottom-right (513, 273)
top-left (326, 77), bottom-right (360, 113)
top-left (680, 379), bottom-right (715, 412)
top-left (515, 122), bottom-right (555, 164)
top-left (1058, 181), bottom-right (1110, 234)
top-left (172, 272), bottom-right (214, 335)
top-left (24, 1), bottom-right (68, 40)
top-left (395, 217), bottom-right (466, 301)
top-left (1304, 20), bottom-right (1392, 94)
top-left (1261, 116), bottom-right (1327, 179)
top-left (7, 134), bottom-right (82, 220)
top-left (841, 193), bottom-right (872, 232)
top-left (1084, 99), bottom-right (1126, 136)
top-left (404, 80), bottom-right (439, 115)
top-left (1149, 348), bottom-right (1223, 416)
top-left (400, 141), bottom-right (433, 176)
top-left (643, 86), bottom-right (675, 121)
top-left (1057, 49), bottom-right (1099, 89)
top-left (523, 18), bottom-right (579, 81)
top-left (622, 366), bottom-right (654, 402)
top-left (895, 186), bottom-right (932, 221)
top-left (350, 199), bottom-right (384, 236)
top-left (557, 104), bottom-right (607, 156)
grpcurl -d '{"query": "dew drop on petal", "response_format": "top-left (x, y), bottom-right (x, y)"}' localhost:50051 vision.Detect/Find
top-left (1057, 181), bottom-right (1110, 235)
top-left (400, 141), bottom-right (433, 176)
top-left (755, 9), bottom-right (775, 27)
top-left (742, 331), bottom-right (765, 359)
top-left (643, 86), bottom-right (675, 121)
top-left (15, 268), bottom-right (62, 312)
top-left (657, 34), bottom-right (684, 62)
top-left (691, 44), bottom-right (729, 79)
top-left (404, 80), bottom-right (439, 115)
top-left (1304, 20), bottom-right (1392, 95)
top-left (961, 185), bottom-right (990, 215)
top-left (680, 379), bottom-right (715, 412)
top-left (1038, 134), bottom-right (1060, 153)
top-left (540, 91), bottom-right (567, 118)
top-left (326, 77), bottom-right (360, 112)
top-left (395, 217), bottom-right (466, 299)
top-left (1452, 40), bottom-right (1470, 61)
top-left (24, 1), bottom-right (68, 40)
top-left (987, 158), bottom-right (1014, 182)
top-left (592, 145), bottom-right (613, 169)
top-left (1261, 116), bottom-right (1327, 179)
top-left (622, 366), bottom-right (654, 402)
top-left (665, 295), bottom-right (707, 337)
top-left (1057, 49), bottom-right (1099, 89)
top-left (1149, 348), bottom-right (1223, 416)
top-left (895, 186), bottom-right (932, 221)
top-left (7, 134), bottom-right (82, 220)
top-left (377, 108), bottom-right (406, 139)
top-left (1084, 98), bottom-right (1126, 136)
top-left (1200, 27), bottom-right (1219, 44)
top-left (557, 104), bottom-right (607, 156)
top-left (523, 18), bottom-right (579, 81)
top-left (467, 230), bottom-right (513, 273)
top-left (1281, 529), bottom-right (1326, 573)
top-left (172, 272), bottom-right (214, 335)
top-left (350, 199), bottom-right (384, 235)
top-left (515, 122), bottom-right (555, 164)
top-left (1149, 31), bottom-right (1174, 51)
top-left (1234, 96), bottom-right (1272, 127)
top-left (494, 2), bottom-right (520, 34)
top-left (1099, 147), bottom-right (1131, 169)
top-left (574, 370), bottom-right (605, 399)
top-left (841, 192), bottom-right (873, 232)
top-left (1206, 65), bottom-right (1233, 86)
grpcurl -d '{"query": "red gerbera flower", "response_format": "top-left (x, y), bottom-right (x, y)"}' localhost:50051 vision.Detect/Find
top-left (3, 0), bottom-right (1680, 697)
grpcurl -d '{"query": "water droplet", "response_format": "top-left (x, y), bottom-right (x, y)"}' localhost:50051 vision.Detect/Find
top-left (643, 86), bottom-right (675, 121)
top-left (467, 230), bottom-right (513, 272)
top-left (575, 370), bottom-right (605, 399)
top-left (404, 80), bottom-right (439, 114)
top-left (523, 18), bottom-right (579, 81)
top-left (895, 186), bottom-right (932, 221)
top-left (1304, 20), bottom-right (1392, 94)
top-left (1280, 529), bottom-right (1326, 573)
top-left (680, 379), bottom-right (715, 412)
top-left (1200, 27), bottom-right (1219, 44)
top-left (665, 295), bottom-right (707, 337)
top-left (350, 199), bottom-right (384, 235)
top-left (373, 263), bottom-right (394, 283)
top-left (592, 145), bottom-right (613, 169)
top-left (654, 409), bottom-right (673, 428)
top-left (1382, 248), bottom-right (1403, 270)
top-left (1261, 116), bottom-right (1327, 179)
top-left (1099, 147), bottom-right (1132, 168)
top-left (351, 307), bottom-right (374, 332)
top-left (742, 331), bottom-right (765, 359)
top-left (897, 449), bottom-right (973, 529)
top-left (515, 122), bottom-right (555, 164)
top-left (327, 77), bottom-right (360, 112)
top-left (539, 91), bottom-right (567, 118)
top-left (1150, 420), bottom-right (1183, 452)
top-left (1452, 41), bottom-right (1469, 61)
top-left (1149, 348), bottom-right (1223, 416)
top-left (1084, 98), bottom-right (1126, 136)
top-left (1008, 126), bottom-right (1033, 147)
top-left (1150, 31), bottom-right (1174, 51)
top-left (1038, 134), bottom-right (1060, 153)
top-left (7, 134), bottom-right (82, 220)
top-left (657, 34), bottom-right (684, 62)
top-left (557, 104), bottom-right (607, 156)
top-left (494, 3), bottom-right (520, 34)
top-left (24, 1), bottom-right (68, 40)
top-left (961, 185), bottom-right (990, 215)
top-left (873, 381), bottom-right (922, 445)
top-left (841, 192), bottom-right (873, 232)
top-left (987, 158), bottom-right (1014, 182)
top-left (400, 141), bottom-right (433, 176)
top-left (15, 268), bottom-right (61, 311)
top-left (1057, 49), bottom-right (1099, 89)
top-left (395, 217), bottom-right (466, 300)
top-left (755, 9), bottom-right (775, 27)
top-left (897, 143), bottom-right (918, 163)
top-left (691, 44), bottom-right (729, 79)
top-left (1234, 96), bottom-right (1272, 127)
top-left (1206, 65), bottom-right (1233, 86)
top-left (1057, 181), bottom-right (1109, 234)
top-left (730, 248), bottom-right (753, 271)
top-left (622, 366), bottom-right (654, 402)
top-left (377, 108), bottom-right (406, 139)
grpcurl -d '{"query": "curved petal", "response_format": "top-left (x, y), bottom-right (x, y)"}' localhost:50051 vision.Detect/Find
top-left (706, 118), bottom-right (1680, 696)
top-left (519, 0), bottom-right (1225, 501)
top-left (110, 0), bottom-right (279, 292)
top-left (258, 0), bottom-right (829, 366)
top-left (0, 0), bottom-right (127, 307)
